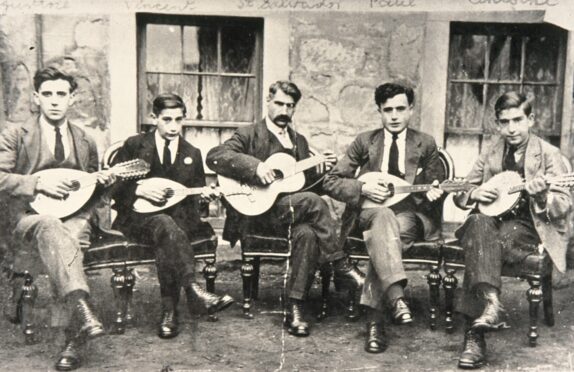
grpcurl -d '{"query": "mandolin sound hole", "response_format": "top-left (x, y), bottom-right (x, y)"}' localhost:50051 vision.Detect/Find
top-left (70, 180), bottom-right (81, 191)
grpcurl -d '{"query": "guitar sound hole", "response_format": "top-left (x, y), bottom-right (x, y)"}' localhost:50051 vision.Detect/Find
top-left (273, 169), bottom-right (284, 180)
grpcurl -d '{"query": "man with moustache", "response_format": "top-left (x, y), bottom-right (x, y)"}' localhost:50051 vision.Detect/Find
top-left (206, 80), bottom-right (364, 337)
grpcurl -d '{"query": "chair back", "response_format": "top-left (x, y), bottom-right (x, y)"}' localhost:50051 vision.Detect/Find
top-left (101, 141), bottom-right (126, 170)
top-left (438, 147), bottom-right (455, 181)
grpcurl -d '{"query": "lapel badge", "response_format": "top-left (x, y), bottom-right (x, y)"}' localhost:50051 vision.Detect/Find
top-left (184, 157), bottom-right (193, 165)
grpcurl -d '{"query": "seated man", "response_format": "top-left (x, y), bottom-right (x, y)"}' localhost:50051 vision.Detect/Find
top-left (0, 67), bottom-right (116, 371)
top-left (323, 83), bottom-right (445, 353)
top-left (206, 80), bottom-right (364, 337)
top-left (112, 93), bottom-right (233, 339)
top-left (453, 92), bottom-right (571, 369)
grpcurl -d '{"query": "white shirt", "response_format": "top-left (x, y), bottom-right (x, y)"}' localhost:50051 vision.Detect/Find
top-left (154, 130), bottom-right (179, 165)
top-left (40, 116), bottom-right (70, 159)
top-left (265, 116), bottom-right (293, 149)
top-left (381, 128), bottom-right (406, 175)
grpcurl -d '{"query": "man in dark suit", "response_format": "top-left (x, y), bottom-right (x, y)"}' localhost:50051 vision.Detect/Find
top-left (112, 93), bottom-right (233, 340)
top-left (453, 92), bottom-right (571, 369)
top-left (324, 83), bottom-right (446, 353)
top-left (0, 67), bottom-right (116, 371)
top-left (206, 81), bottom-right (364, 337)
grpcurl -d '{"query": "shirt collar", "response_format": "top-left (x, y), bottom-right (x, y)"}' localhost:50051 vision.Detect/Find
top-left (40, 115), bottom-right (68, 134)
top-left (154, 130), bottom-right (180, 148)
top-left (265, 116), bottom-right (290, 136)
top-left (384, 128), bottom-right (407, 141)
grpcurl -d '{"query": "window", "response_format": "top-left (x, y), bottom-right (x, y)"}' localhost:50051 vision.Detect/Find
top-left (446, 22), bottom-right (567, 148)
top-left (137, 14), bottom-right (263, 129)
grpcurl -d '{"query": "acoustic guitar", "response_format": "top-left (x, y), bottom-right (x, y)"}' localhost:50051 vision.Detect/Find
top-left (132, 177), bottom-right (219, 213)
top-left (359, 172), bottom-right (473, 209)
top-left (477, 171), bottom-right (574, 217)
top-left (217, 152), bottom-right (327, 216)
top-left (30, 159), bottom-right (150, 219)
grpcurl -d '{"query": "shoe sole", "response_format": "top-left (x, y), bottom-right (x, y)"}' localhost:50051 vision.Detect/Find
top-left (458, 360), bottom-right (484, 369)
top-left (393, 315), bottom-right (414, 325)
top-left (158, 331), bottom-right (179, 339)
top-left (211, 296), bottom-right (234, 313)
top-left (471, 321), bottom-right (509, 333)
top-left (287, 327), bottom-right (310, 337)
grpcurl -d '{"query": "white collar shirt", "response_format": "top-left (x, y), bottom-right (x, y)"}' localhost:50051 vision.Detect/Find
top-left (265, 116), bottom-right (293, 149)
top-left (154, 130), bottom-right (179, 165)
top-left (381, 128), bottom-right (407, 175)
top-left (40, 116), bottom-right (70, 159)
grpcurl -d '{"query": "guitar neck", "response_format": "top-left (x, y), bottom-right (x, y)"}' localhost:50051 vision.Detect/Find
top-left (288, 156), bottom-right (325, 177)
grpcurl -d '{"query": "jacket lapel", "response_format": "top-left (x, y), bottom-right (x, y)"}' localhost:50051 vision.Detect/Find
top-left (404, 129), bottom-right (421, 183)
top-left (253, 120), bottom-right (272, 160)
top-left (20, 116), bottom-right (41, 173)
top-left (486, 137), bottom-right (505, 180)
top-left (367, 129), bottom-right (385, 172)
top-left (140, 131), bottom-right (158, 167)
top-left (524, 135), bottom-right (542, 181)
top-left (69, 123), bottom-right (91, 171)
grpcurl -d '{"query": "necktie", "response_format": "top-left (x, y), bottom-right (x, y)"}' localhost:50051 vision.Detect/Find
top-left (54, 126), bottom-right (65, 162)
top-left (503, 145), bottom-right (516, 171)
top-left (388, 133), bottom-right (401, 177)
top-left (163, 139), bottom-right (171, 169)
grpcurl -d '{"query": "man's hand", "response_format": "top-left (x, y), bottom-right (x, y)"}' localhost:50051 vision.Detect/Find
top-left (322, 150), bottom-right (338, 172)
top-left (200, 184), bottom-right (220, 202)
top-left (425, 180), bottom-right (444, 202)
top-left (470, 184), bottom-right (499, 204)
top-left (256, 162), bottom-right (276, 185)
top-left (525, 176), bottom-right (548, 206)
top-left (361, 181), bottom-right (392, 203)
top-left (95, 171), bottom-right (117, 187)
top-left (135, 182), bottom-right (168, 204)
top-left (35, 177), bottom-right (75, 200)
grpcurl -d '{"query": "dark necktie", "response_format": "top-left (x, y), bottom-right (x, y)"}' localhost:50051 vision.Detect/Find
top-left (503, 145), bottom-right (517, 171)
top-left (388, 133), bottom-right (401, 177)
top-left (54, 126), bottom-right (65, 162)
top-left (163, 139), bottom-right (171, 169)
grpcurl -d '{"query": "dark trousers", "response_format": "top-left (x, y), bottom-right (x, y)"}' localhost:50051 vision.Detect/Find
top-left (455, 213), bottom-right (540, 318)
top-left (269, 191), bottom-right (343, 300)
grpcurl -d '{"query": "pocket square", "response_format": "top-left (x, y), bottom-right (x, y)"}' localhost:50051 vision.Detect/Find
top-left (416, 167), bottom-right (423, 175)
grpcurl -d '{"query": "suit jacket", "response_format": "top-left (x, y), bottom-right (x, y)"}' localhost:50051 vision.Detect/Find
top-left (0, 115), bottom-right (106, 231)
top-left (454, 135), bottom-right (572, 272)
top-left (206, 119), bottom-right (322, 245)
top-left (111, 131), bottom-right (213, 238)
top-left (323, 127), bottom-right (446, 244)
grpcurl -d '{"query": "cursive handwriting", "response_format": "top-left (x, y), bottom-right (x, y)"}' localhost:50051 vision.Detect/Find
top-left (238, 0), bottom-right (341, 10)
top-left (125, 0), bottom-right (196, 12)
top-left (0, 0), bottom-right (68, 14)
top-left (468, 0), bottom-right (558, 5)
top-left (370, 0), bottom-right (416, 7)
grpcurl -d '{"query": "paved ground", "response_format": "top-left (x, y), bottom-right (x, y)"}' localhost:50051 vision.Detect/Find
top-left (2, 260), bottom-right (574, 372)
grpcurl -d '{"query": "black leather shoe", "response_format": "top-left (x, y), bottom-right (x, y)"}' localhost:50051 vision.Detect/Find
top-left (158, 310), bottom-right (179, 339)
top-left (472, 290), bottom-right (507, 332)
top-left (285, 302), bottom-right (310, 337)
top-left (55, 337), bottom-right (84, 371)
top-left (188, 283), bottom-right (234, 313)
top-left (458, 329), bottom-right (486, 369)
top-left (333, 260), bottom-right (365, 290)
top-left (73, 298), bottom-right (105, 339)
top-left (391, 298), bottom-right (413, 325)
top-left (364, 322), bottom-right (386, 353)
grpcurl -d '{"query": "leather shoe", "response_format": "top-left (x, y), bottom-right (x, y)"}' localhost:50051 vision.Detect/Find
top-left (73, 298), bottom-right (105, 339)
top-left (458, 329), bottom-right (486, 369)
top-left (333, 260), bottom-right (365, 290)
top-left (364, 322), bottom-right (386, 353)
top-left (55, 337), bottom-right (84, 371)
top-left (472, 289), bottom-right (507, 332)
top-left (188, 283), bottom-right (234, 313)
top-left (285, 302), bottom-right (309, 337)
top-left (391, 298), bottom-right (413, 325)
top-left (158, 310), bottom-right (179, 339)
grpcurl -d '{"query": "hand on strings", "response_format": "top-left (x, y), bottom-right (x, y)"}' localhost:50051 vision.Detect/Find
top-left (425, 180), bottom-right (444, 202)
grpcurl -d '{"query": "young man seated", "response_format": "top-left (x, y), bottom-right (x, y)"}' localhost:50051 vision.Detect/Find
top-left (112, 93), bottom-right (233, 340)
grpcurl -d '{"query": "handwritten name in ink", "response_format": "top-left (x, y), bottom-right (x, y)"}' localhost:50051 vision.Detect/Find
top-left (0, 0), bottom-right (69, 14)
top-left (125, 0), bottom-right (196, 12)
top-left (468, 0), bottom-right (558, 6)
top-left (370, 0), bottom-right (416, 8)
top-left (238, 0), bottom-right (341, 10)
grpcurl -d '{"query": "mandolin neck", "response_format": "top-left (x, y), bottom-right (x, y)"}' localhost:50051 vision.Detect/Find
top-left (393, 184), bottom-right (434, 194)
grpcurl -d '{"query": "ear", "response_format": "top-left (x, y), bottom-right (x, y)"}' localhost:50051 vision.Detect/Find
top-left (32, 91), bottom-right (40, 106)
top-left (68, 91), bottom-right (76, 106)
top-left (527, 113), bottom-right (535, 129)
top-left (149, 113), bottom-right (158, 125)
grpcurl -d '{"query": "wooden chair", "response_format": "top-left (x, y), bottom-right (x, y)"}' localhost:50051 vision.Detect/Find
top-left (343, 148), bottom-right (455, 329)
top-left (440, 155), bottom-right (572, 345)
top-left (7, 140), bottom-right (219, 343)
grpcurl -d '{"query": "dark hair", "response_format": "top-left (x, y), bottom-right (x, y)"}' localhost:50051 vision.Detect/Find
top-left (33, 66), bottom-right (77, 93)
top-left (152, 93), bottom-right (187, 116)
top-left (374, 83), bottom-right (414, 107)
top-left (494, 91), bottom-right (532, 119)
top-left (268, 80), bottom-right (302, 104)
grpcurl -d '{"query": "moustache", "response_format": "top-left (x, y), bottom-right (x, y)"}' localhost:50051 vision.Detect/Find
top-left (273, 115), bottom-right (291, 124)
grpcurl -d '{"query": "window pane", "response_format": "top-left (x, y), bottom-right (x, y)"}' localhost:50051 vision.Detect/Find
top-left (145, 73), bottom-right (183, 116)
top-left (220, 77), bottom-right (255, 122)
top-left (488, 35), bottom-right (521, 81)
top-left (447, 83), bottom-right (484, 131)
top-left (197, 76), bottom-right (222, 121)
top-left (523, 85), bottom-right (559, 134)
top-left (181, 74), bottom-right (201, 120)
top-left (449, 35), bottom-right (486, 80)
top-left (483, 84), bottom-right (521, 134)
top-left (183, 26), bottom-right (218, 73)
top-left (146, 24), bottom-right (181, 73)
top-left (221, 26), bottom-right (256, 73)
top-left (524, 35), bottom-right (559, 82)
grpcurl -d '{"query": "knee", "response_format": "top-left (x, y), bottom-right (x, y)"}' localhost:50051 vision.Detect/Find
top-left (368, 207), bottom-right (397, 228)
top-left (150, 214), bottom-right (184, 236)
top-left (466, 213), bottom-right (495, 229)
top-left (292, 224), bottom-right (315, 241)
top-left (36, 216), bottom-right (63, 232)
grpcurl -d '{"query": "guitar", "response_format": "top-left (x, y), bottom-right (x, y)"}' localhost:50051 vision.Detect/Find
top-left (477, 171), bottom-right (574, 217)
top-left (359, 172), bottom-right (473, 209)
top-left (132, 178), bottom-right (219, 213)
top-left (217, 152), bottom-right (327, 216)
top-left (30, 159), bottom-right (150, 219)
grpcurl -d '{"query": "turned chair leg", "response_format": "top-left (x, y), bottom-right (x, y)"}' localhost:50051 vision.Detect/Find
top-left (203, 258), bottom-right (219, 322)
top-left (427, 265), bottom-right (441, 331)
top-left (252, 257), bottom-right (261, 301)
top-left (19, 272), bottom-right (38, 345)
top-left (527, 277), bottom-right (542, 347)
top-left (317, 265), bottom-right (332, 321)
top-left (111, 267), bottom-right (135, 334)
top-left (241, 256), bottom-right (255, 319)
top-left (442, 268), bottom-right (458, 333)
top-left (344, 259), bottom-right (361, 320)
top-left (542, 273), bottom-right (554, 327)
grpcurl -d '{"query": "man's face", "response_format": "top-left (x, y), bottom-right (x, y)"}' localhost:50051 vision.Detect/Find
top-left (378, 93), bottom-right (413, 134)
top-left (497, 107), bottom-right (534, 147)
top-left (154, 108), bottom-right (185, 141)
top-left (267, 90), bottom-right (296, 128)
top-left (33, 79), bottom-right (74, 125)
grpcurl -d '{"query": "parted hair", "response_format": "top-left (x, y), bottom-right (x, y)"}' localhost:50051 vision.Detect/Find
top-left (152, 93), bottom-right (187, 116)
top-left (33, 66), bottom-right (78, 93)
top-left (374, 83), bottom-right (415, 107)
top-left (268, 81), bottom-right (302, 104)
top-left (494, 91), bottom-right (533, 119)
